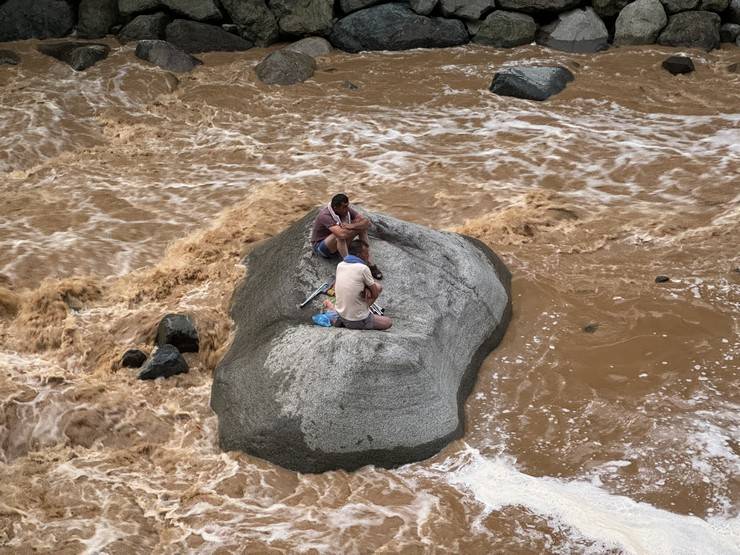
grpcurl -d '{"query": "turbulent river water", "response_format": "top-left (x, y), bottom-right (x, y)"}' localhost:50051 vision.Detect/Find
top-left (0, 38), bottom-right (739, 553)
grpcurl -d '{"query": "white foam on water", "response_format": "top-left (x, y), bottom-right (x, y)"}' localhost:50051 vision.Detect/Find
top-left (445, 446), bottom-right (740, 555)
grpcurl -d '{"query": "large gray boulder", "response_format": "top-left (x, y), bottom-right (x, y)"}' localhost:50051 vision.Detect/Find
top-left (38, 42), bottom-right (111, 71)
top-left (699, 0), bottom-right (728, 10)
top-left (284, 36), bottom-right (333, 57)
top-left (220, 0), bottom-right (279, 46)
top-left (721, 23), bottom-right (740, 42)
top-left (270, 0), bottom-right (335, 36)
top-left (592, 0), bottom-right (631, 18)
top-left (119, 0), bottom-right (222, 20)
top-left (119, 0), bottom-right (161, 17)
top-left (165, 19), bottom-right (254, 52)
top-left (135, 39), bottom-right (202, 72)
top-left (473, 11), bottom-right (537, 47)
top-left (659, 0), bottom-right (698, 12)
top-left (0, 0), bottom-right (75, 41)
top-left (211, 210), bottom-right (511, 473)
top-left (255, 50), bottom-right (316, 85)
top-left (440, 0), bottom-right (497, 20)
top-left (78, 0), bottom-right (120, 38)
top-left (614, 0), bottom-right (667, 45)
top-left (657, 11), bottom-right (720, 50)
top-left (537, 7), bottom-right (609, 53)
top-left (339, 0), bottom-right (385, 14)
top-left (118, 12), bottom-right (170, 42)
top-left (410, 0), bottom-right (438, 14)
top-left (496, 0), bottom-right (582, 14)
top-left (330, 4), bottom-right (470, 52)
top-left (489, 65), bottom-right (574, 101)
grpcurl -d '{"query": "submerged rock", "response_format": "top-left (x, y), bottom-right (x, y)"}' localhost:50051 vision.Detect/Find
top-left (139, 344), bottom-right (188, 379)
top-left (156, 313), bottom-right (200, 352)
top-left (165, 19), bottom-right (253, 53)
top-left (78, 0), bottom-right (120, 39)
top-left (118, 13), bottom-right (170, 42)
top-left (662, 55), bottom-right (694, 74)
top-left (330, 4), bottom-right (469, 52)
top-left (473, 11), bottom-right (537, 47)
top-left (537, 7), bottom-right (609, 53)
top-left (211, 210), bottom-right (511, 473)
top-left (0, 0), bottom-right (75, 42)
top-left (284, 36), bottom-right (333, 58)
top-left (220, 0), bottom-right (279, 46)
top-left (614, 0), bottom-right (667, 45)
top-left (255, 50), bottom-right (316, 85)
top-left (0, 50), bottom-right (20, 65)
top-left (657, 11), bottom-right (720, 50)
top-left (121, 349), bottom-right (148, 368)
top-left (489, 66), bottom-right (574, 101)
top-left (135, 40), bottom-right (202, 72)
top-left (38, 42), bottom-right (110, 71)
top-left (655, 275), bottom-right (671, 282)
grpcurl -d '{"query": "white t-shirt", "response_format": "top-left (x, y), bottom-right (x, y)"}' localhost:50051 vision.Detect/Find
top-left (334, 261), bottom-right (375, 322)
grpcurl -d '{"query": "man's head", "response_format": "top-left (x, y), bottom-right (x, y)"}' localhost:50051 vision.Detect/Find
top-left (331, 193), bottom-right (350, 217)
top-left (348, 239), bottom-right (369, 262)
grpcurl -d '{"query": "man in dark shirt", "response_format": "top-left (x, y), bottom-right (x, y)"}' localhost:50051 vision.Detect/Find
top-left (310, 193), bottom-right (383, 279)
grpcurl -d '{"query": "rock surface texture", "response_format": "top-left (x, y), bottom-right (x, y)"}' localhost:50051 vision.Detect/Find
top-left (139, 345), bottom-right (189, 379)
top-left (165, 19), bottom-right (254, 52)
top-left (537, 7), bottom-right (609, 52)
top-left (0, 50), bottom-right (20, 65)
top-left (37, 42), bottom-right (111, 71)
top-left (220, 0), bottom-right (279, 46)
top-left (440, 0), bottom-right (497, 20)
top-left (135, 40), bottom-right (203, 72)
top-left (284, 36), bottom-right (334, 57)
top-left (614, 0), bottom-right (668, 45)
top-left (662, 55), bottom-right (695, 74)
top-left (657, 10), bottom-right (721, 50)
top-left (255, 50), bottom-right (316, 84)
top-left (77, 0), bottom-right (120, 38)
top-left (119, 13), bottom-right (171, 42)
top-left (0, 0), bottom-right (75, 42)
top-left (489, 65), bottom-right (575, 100)
top-left (474, 11), bottom-right (538, 47)
top-left (271, 0), bottom-right (335, 36)
top-left (211, 210), bottom-right (511, 473)
top-left (156, 313), bottom-right (200, 352)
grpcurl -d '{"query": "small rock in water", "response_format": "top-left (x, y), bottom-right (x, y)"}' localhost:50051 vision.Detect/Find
top-left (655, 275), bottom-right (670, 283)
top-left (156, 313), bottom-right (200, 352)
top-left (343, 80), bottom-right (359, 90)
top-left (135, 40), bottom-right (202, 73)
top-left (284, 36), bottom-right (333, 58)
top-left (0, 49), bottom-right (20, 65)
top-left (38, 42), bottom-right (110, 71)
top-left (121, 349), bottom-right (148, 368)
top-left (662, 55), bottom-right (694, 75)
top-left (138, 344), bottom-right (188, 379)
top-left (489, 66), bottom-right (574, 101)
top-left (583, 323), bottom-right (599, 333)
top-left (255, 50), bottom-right (315, 86)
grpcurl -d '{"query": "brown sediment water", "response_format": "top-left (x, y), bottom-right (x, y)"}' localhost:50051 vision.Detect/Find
top-left (0, 39), bottom-right (738, 553)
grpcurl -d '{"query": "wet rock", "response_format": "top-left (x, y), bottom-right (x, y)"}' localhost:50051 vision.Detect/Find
top-left (729, 62), bottom-right (740, 73)
top-left (720, 23), bottom-right (740, 43)
top-left (583, 323), bottom-right (599, 333)
top-left (659, 0), bottom-right (698, 12)
top-left (410, 0), bottom-right (438, 15)
top-left (496, 0), bottom-right (582, 15)
top-left (38, 42), bottom-right (111, 71)
top-left (343, 80), bottom-right (359, 89)
top-left (614, 0), bottom-right (667, 45)
top-left (655, 275), bottom-right (671, 282)
top-left (440, 0), bottom-right (497, 20)
top-left (699, 0), bottom-right (729, 10)
top-left (592, 0), bottom-right (631, 18)
top-left (220, 0), bottom-right (279, 46)
top-left (657, 11), bottom-right (720, 50)
top-left (119, 0), bottom-right (161, 17)
top-left (255, 50), bottom-right (316, 85)
top-left (284, 36), bottom-right (333, 58)
top-left (473, 11), bottom-right (537, 47)
top-left (165, 19), bottom-right (254, 53)
top-left (121, 349), bottom-right (148, 368)
top-left (211, 209), bottom-right (511, 473)
top-left (537, 7), bottom-right (609, 53)
top-left (0, 50), bottom-right (20, 66)
top-left (330, 4), bottom-right (469, 52)
top-left (489, 65), bottom-right (574, 100)
top-left (135, 40), bottom-right (203, 72)
top-left (0, 0), bottom-right (75, 41)
top-left (662, 55), bottom-right (694, 74)
top-left (339, 0), bottom-right (384, 14)
top-left (270, 0), bottom-right (334, 36)
top-left (138, 344), bottom-right (189, 379)
top-left (728, 0), bottom-right (740, 23)
top-left (163, 0), bottom-right (222, 21)
top-left (78, 0), bottom-right (120, 38)
top-left (118, 13), bottom-right (170, 42)
top-left (156, 313), bottom-right (200, 352)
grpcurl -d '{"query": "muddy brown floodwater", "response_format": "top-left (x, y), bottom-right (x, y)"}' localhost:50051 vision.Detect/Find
top-left (0, 39), bottom-right (738, 553)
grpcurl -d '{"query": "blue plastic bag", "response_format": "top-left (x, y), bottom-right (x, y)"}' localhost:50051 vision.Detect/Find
top-left (312, 310), bottom-right (338, 327)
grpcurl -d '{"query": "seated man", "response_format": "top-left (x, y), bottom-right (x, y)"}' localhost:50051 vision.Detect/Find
top-left (334, 240), bottom-right (392, 331)
top-left (311, 193), bottom-right (382, 280)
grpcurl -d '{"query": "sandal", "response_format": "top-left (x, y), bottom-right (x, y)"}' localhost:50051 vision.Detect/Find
top-left (369, 264), bottom-right (383, 280)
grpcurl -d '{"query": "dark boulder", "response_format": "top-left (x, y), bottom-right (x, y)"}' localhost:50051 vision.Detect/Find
top-left (255, 50), bottom-right (316, 85)
top-left (163, 0), bottom-right (222, 21)
top-left (440, 0), bottom-right (497, 20)
top-left (220, 0), bottom-right (279, 46)
top-left (473, 11), bottom-right (537, 47)
top-left (721, 23), bottom-right (740, 43)
top-left (119, 0), bottom-right (161, 17)
top-left (270, 0), bottom-right (335, 36)
top-left (121, 349), bottom-right (148, 368)
top-left (537, 7), bottom-right (609, 53)
top-left (38, 42), bottom-right (111, 71)
top-left (614, 0), bottom-right (667, 45)
top-left (210, 210), bottom-right (511, 473)
top-left (284, 36), bottom-right (333, 58)
top-left (655, 275), bottom-right (671, 282)
top-left (78, 0), bottom-right (120, 38)
top-left (729, 63), bottom-right (740, 73)
top-left (165, 19), bottom-right (254, 53)
top-left (592, 0), bottom-right (631, 18)
top-left (138, 345), bottom-right (188, 379)
top-left (330, 4), bottom-right (469, 52)
top-left (0, 0), bottom-right (75, 42)
top-left (659, 0), bottom-right (698, 12)
top-left (496, 0), bottom-right (582, 15)
top-left (410, 0), bottom-right (438, 15)
top-left (489, 66), bottom-right (574, 101)
top-left (657, 11), bottom-right (720, 50)
top-left (662, 55), bottom-right (694, 74)
top-left (339, 0), bottom-right (385, 14)
top-left (118, 13), bottom-right (170, 42)
top-left (135, 40), bottom-right (202, 72)
top-left (728, 0), bottom-right (740, 23)
top-left (156, 313), bottom-right (200, 352)
top-left (0, 50), bottom-right (20, 65)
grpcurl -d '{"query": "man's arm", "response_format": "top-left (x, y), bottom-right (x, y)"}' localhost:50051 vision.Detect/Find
top-left (343, 213), bottom-right (370, 231)
top-left (328, 224), bottom-right (356, 241)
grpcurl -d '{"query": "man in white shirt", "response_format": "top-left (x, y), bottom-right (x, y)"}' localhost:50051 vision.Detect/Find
top-left (334, 240), bottom-right (392, 331)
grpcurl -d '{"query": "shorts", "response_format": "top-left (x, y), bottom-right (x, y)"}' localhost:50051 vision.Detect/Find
top-left (339, 313), bottom-right (375, 330)
top-left (312, 239), bottom-right (336, 259)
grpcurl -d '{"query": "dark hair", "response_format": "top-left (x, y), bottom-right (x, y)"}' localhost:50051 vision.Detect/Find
top-left (331, 193), bottom-right (349, 208)
top-left (348, 239), bottom-right (368, 257)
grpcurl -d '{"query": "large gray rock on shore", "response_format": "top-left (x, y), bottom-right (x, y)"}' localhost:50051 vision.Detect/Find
top-left (339, 0), bottom-right (384, 14)
top-left (135, 39), bottom-right (202, 72)
top-left (489, 65), bottom-right (574, 100)
top-left (330, 4), bottom-right (470, 52)
top-left (614, 0), bottom-right (667, 45)
top-left (78, 0), bottom-right (120, 38)
top-left (537, 7), bottom-right (609, 53)
top-left (255, 50), bottom-right (316, 85)
top-left (473, 11), bottom-right (537, 47)
top-left (440, 0), bottom-right (497, 20)
top-left (271, 0), bottom-right (335, 36)
top-left (211, 210), bottom-right (511, 473)
top-left (410, 0), bottom-right (438, 14)
top-left (38, 42), bottom-right (110, 71)
top-left (0, 0), bottom-right (75, 41)
top-left (659, 0), bottom-right (698, 12)
top-left (118, 12), bottom-right (170, 42)
top-left (165, 19), bottom-right (254, 52)
top-left (657, 11), bottom-right (720, 50)
top-left (700, 0), bottom-right (729, 10)
top-left (220, 0), bottom-right (279, 46)
top-left (496, 0), bottom-right (582, 14)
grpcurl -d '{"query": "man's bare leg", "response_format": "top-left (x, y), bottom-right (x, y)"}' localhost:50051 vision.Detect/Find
top-left (323, 234), bottom-right (349, 258)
